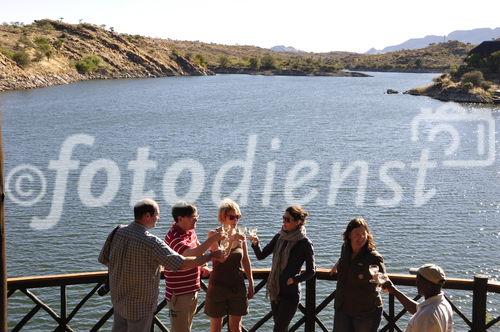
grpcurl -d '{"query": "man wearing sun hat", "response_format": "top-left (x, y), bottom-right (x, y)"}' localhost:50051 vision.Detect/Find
top-left (383, 263), bottom-right (453, 332)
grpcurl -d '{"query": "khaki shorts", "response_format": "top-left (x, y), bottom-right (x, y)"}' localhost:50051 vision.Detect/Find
top-left (167, 292), bottom-right (198, 332)
top-left (204, 283), bottom-right (248, 318)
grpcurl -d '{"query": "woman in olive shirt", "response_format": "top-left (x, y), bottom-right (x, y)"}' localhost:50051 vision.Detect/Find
top-left (250, 205), bottom-right (315, 332)
top-left (330, 217), bottom-right (386, 332)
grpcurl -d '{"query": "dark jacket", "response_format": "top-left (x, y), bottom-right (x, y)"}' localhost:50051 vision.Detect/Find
top-left (252, 233), bottom-right (315, 297)
top-left (334, 244), bottom-right (385, 314)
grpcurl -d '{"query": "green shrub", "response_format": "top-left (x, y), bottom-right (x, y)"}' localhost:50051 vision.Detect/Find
top-left (75, 55), bottom-right (103, 74)
top-left (461, 71), bottom-right (484, 87)
top-left (248, 57), bottom-right (260, 70)
top-left (480, 80), bottom-right (492, 90)
top-left (0, 47), bottom-right (15, 58)
top-left (34, 37), bottom-right (53, 59)
top-left (487, 51), bottom-right (500, 73)
top-left (17, 35), bottom-right (34, 48)
top-left (34, 20), bottom-right (54, 31)
top-left (218, 55), bottom-right (230, 68)
top-left (449, 64), bottom-right (459, 76)
top-left (12, 50), bottom-right (30, 67)
top-left (193, 54), bottom-right (206, 67)
top-left (462, 82), bottom-right (474, 90)
top-left (261, 54), bottom-right (276, 70)
top-left (465, 53), bottom-right (485, 68)
top-left (53, 38), bottom-right (64, 50)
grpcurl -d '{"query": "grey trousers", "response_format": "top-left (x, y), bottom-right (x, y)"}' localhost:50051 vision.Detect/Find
top-left (112, 310), bottom-right (154, 332)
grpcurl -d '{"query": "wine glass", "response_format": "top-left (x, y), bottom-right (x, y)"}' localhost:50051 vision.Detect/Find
top-left (248, 228), bottom-right (257, 237)
top-left (219, 224), bottom-right (231, 254)
top-left (369, 265), bottom-right (382, 292)
top-left (237, 226), bottom-right (247, 235)
top-left (378, 273), bottom-right (389, 293)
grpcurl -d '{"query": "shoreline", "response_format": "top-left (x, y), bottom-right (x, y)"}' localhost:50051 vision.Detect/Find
top-left (1, 69), bottom-right (444, 93)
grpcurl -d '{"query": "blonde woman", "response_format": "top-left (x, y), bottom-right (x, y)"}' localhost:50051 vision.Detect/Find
top-left (205, 199), bottom-right (254, 332)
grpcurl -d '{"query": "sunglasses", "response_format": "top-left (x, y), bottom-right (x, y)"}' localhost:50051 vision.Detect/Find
top-left (228, 215), bottom-right (241, 221)
top-left (282, 215), bottom-right (295, 223)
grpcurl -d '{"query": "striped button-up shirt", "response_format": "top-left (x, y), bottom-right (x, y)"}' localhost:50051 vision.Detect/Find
top-left (99, 222), bottom-right (184, 320)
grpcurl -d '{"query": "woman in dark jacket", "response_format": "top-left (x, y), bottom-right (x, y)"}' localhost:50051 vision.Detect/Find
top-left (249, 205), bottom-right (315, 332)
top-left (330, 217), bottom-right (386, 332)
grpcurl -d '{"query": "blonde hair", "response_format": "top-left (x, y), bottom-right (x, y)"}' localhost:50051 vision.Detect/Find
top-left (218, 198), bottom-right (241, 222)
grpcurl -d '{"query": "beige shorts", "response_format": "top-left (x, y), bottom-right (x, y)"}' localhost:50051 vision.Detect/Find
top-left (204, 283), bottom-right (248, 318)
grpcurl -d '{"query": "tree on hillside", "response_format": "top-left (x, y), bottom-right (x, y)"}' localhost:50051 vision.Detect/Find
top-left (248, 57), bottom-right (260, 70)
top-left (487, 51), bottom-right (500, 73)
top-left (218, 55), bottom-right (230, 68)
top-left (261, 54), bottom-right (276, 70)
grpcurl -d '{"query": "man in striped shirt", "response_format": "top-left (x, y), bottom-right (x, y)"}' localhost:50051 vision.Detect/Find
top-left (99, 199), bottom-right (224, 332)
top-left (164, 201), bottom-right (224, 332)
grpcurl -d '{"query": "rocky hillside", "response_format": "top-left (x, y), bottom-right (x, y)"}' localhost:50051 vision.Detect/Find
top-left (0, 20), bottom-right (211, 91)
top-left (0, 19), bottom-right (481, 92)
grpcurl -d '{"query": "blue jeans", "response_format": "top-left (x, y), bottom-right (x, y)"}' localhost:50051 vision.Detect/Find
top-left (333, 307), bottom-right (383, 332)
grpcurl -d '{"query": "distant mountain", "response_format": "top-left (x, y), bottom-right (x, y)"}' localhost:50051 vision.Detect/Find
top-left (270, 45), bottom-right (303, 53)
top-left (365, 47), bottom-right (382, 55)
top-left (366, 27), bottom-right (500, 54)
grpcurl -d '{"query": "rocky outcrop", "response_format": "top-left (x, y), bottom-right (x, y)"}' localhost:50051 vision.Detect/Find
top-left (386, 89), bottom-right (399, 94)
top-left (405, 82), bottom-right (495, 103)
top-left (0, 20), bottom-right (212, 92)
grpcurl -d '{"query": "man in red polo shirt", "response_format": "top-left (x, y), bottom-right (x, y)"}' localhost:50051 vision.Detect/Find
top-left (164, 201), bottom-right (223, 332)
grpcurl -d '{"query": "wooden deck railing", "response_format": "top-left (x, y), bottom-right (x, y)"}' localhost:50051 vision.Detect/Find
top-left (7, 268), bottom-right (500, 331)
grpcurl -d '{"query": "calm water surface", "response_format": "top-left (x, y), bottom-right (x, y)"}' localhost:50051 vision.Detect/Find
top-left (2, 73), bottom-right (499, 330)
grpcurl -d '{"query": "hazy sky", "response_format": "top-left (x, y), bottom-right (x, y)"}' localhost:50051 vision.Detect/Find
top-left (1, 0), bottom-right (499, 53)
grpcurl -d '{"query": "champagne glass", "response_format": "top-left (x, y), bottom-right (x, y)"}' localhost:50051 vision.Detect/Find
top-left (378, 273), bottom-right (389, 293)
top-left (237, 226), bottom-right (247, 235)
top-left (369, 265), bottom-right (382, 292)
top-left (218, 224), bottom-right (231, 254)
top-left (248, 228), bottom-right (257, 237)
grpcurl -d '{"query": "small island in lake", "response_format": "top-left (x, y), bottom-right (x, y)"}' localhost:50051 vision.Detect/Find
top-left (406, 40), bottom-right (500, 104)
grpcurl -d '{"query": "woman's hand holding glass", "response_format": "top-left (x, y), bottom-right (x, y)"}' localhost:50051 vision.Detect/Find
top-left (247, 228), bottom-right (259, 245)
top-left (368, 264), bottom-right (388, 292)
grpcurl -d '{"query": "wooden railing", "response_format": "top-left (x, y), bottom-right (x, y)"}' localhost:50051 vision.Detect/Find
top-left (7, 268), bottom-right (500, 331)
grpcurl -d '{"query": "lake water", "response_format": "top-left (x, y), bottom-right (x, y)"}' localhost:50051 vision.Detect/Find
top-left (2, 73), bottom-right (499, 330)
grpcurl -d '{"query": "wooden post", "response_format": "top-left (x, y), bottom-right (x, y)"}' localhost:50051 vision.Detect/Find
top-left (472, 274), bottom-right (488, 332)
top-left (305, 276), bottom-right (316, 332)
top-left (59, 285), bottom-right (67, 331)
top-left (0, 117), bottom-right (7, 331)
top-left (388, 293), bottom-right (395, 332)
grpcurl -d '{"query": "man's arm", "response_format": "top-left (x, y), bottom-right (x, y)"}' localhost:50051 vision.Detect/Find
top-left (98, 229), bottom-right (115, 265)
top-left (182, 231), bottom-right (223, 257)
top-left (383, 279), bottom-right (418, 314)
top-left (179, 250), bottom-right (224, 270)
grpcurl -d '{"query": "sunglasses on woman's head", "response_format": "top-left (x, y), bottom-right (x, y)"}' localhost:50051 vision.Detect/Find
top-left (282, 215), bottom-right (295, 223)
top-left (228, 215), bottom-right (240, 221)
